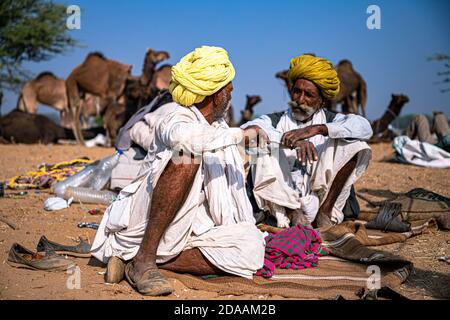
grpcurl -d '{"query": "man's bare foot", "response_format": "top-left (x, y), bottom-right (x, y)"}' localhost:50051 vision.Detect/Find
top-left (125, 260), bottom-right (173, 296)
top-left (286, 208), bottom-right (312, 228)
top-left (312, 211), bottom-right (333, 228)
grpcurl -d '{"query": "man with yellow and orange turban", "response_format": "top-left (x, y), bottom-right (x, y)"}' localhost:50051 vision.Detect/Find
top-left (242, 54), bottom-right (373, 229)
top-left (91, 46), bottom-right (266, 296)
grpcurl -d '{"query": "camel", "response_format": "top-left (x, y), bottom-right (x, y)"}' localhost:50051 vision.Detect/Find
top-left (124, 49), bottom-right (170, 120)
top-left (238, 95), bottom-right (262, 126)
top-left (275, 69), bottom-right (292, 96)
top-left (331, 60), bottom-right (367, 117)
top-left (152, 64), bottom-right (172, 91)
top-left (96, 49), bottom-right (171, 146)
top-left (66, 52), bottom-right (132, 144)
top-left (224, 95), bottom-right (262, 127)
top-left (17, 72), bottom-right (72, 128)
top-left (0, 109), bottom-right (104, 144)
top-left (16, 71), bottom-right (110, 129)
top-left (275, 59), bottom-right (367, 117)
top-left (370, 94), bottom-right (410, 142)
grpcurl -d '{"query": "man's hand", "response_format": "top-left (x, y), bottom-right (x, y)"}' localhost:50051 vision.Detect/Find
top-left (294, 141), bottom-right (318, 166)
top-left (281, 124), bottom-right (328, 148)
top-left (243, 125), bottom-right (270, 148)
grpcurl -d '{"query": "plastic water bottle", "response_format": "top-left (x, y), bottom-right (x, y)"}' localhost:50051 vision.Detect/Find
top-left (52, 161), bottom-right (99, 198)
top-left (64, 187), bottom-right (117, 205)
top-left (88, 150), bottom-right (122, 191)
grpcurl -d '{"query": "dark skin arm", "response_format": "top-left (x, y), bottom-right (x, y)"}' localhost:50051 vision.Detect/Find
top-left (281, 124), bottom-right (328, 166)
top-left (282, 124), bottom-right (328, 146)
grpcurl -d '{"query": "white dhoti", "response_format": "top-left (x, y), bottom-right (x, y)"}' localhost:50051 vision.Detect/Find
top-left (91, 103), bottom-right (265, 279)
top-left (242, 108), bottom-right (373, 224)
top-left (251, 139), bottom-right (371, 224)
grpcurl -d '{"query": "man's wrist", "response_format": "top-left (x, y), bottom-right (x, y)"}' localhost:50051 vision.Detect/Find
top-left (316, 124), bottom-right (328, 136)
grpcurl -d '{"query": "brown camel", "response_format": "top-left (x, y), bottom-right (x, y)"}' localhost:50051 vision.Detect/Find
top-left (17, 72), bottom-right (72, 128)
top-left (124, 49), bottom-right (170, 115)
top-left (238, 95), bottom-right (262, 126)
top-left (119, 50), bottom-right (170, 135)
top-left (98, 49), bottom-right (170, 146)
top-left (370, 94), bottom-right (409, 142)
top-left (224, 95), bottom-right (262, 127)
top-left (275, 69), bottom-right (292, 95)
top-left (66, 52), bottom-right (132, 144)
top-left (17, 71), bottom-right (111, 130)
top-left (275, 59), bottom-right (367, 117)
top-left (330, 60), bottom-right (367, 117)
top-left (152, 64), bottom-right (172, 91)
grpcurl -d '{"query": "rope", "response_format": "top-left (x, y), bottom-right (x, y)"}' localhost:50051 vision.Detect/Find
top-left (5, 158), bottom-right (92, 190)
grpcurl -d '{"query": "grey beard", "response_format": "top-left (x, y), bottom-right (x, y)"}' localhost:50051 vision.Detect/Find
top-left (288, 101), bottom-right (317, 121)
top-left (215, 99), bottom-right (232, 121)
top-left (224, 100), bottom-right (232, 114)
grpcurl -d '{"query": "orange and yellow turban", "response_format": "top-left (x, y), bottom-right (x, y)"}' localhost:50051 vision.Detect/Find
top-left (287, 55), bottom-right (340, 100)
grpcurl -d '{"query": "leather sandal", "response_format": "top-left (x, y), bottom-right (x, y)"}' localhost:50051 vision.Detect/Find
top-left (366, 202), bottom-right (411, 232)
top-left (36, 235), bottom-right (91, 258)
top-left (7, 243), bottom-right (75, 271)
top-left (125, 262), bottom-right (173, 296)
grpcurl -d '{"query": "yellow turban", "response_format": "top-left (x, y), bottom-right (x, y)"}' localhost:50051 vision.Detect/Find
top-left (287, 55), bottom-right (340, 100)
top-left (169, 46), bottom-right (235, 107)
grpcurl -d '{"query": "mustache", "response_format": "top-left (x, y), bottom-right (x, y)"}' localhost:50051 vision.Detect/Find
top-left (288, 101), bottom-right (314, 112)
top-left (288, 100), bottom-right (300, 108)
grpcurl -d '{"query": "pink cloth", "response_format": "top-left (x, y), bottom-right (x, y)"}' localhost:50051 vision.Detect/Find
top-left (256, 225), bottom-right (328, 278)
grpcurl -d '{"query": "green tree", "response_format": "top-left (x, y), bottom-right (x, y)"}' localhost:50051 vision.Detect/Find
top-left (0, 0), bottom-right (79, 93)
top-left (427, 53), bottom-right (450, 93)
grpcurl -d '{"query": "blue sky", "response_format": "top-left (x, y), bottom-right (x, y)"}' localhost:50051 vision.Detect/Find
top-left (3, 0), bottom-right (450, 121)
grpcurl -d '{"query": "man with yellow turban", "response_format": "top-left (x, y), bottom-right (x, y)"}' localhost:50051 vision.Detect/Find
top-left (91, 46), bottom-right (266, 296)
top-left (242, 54), bottom-right (373, 229)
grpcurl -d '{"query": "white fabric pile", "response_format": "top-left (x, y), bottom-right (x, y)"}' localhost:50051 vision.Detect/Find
top-left (393, 135), bottom-right (450, 168)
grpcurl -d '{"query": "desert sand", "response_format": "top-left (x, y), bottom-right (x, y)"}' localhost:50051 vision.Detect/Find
top-left (0, 143), bottom-right (448, 300)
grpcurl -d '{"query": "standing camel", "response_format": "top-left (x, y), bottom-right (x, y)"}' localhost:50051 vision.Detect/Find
top-left (100, 49), bottom-right (170, 145)
top-left (17, 71), bottom-right (109, 129)
top-left (330, 60), bottom-right (367, 117)
top-left (66, 52), bottom-right (132, 144)
top-left (124, 49), bottom-right (170, 118)
top-left (17, 72), bottom-right (71, 128)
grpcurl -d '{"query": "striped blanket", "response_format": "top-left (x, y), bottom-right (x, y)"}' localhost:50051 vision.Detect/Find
top-left (162, 188), bottom-right (448, 299)
top-left (163, 221), bottom-right (418, 299)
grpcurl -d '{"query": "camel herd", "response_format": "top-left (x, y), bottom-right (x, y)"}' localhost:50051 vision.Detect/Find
top-left (15, 49), bottom-right (171, 145)
top-left (1, 50), bottom-right (385, 145)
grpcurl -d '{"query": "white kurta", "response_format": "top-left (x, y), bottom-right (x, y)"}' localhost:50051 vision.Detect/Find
top-left (91, 102), bottom-right (266, 279)
top-left (242, 109), bottom-right (373, 225)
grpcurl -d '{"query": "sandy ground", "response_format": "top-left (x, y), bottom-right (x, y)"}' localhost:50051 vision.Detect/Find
top-left (0, 142), bottom-right (448, 300)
